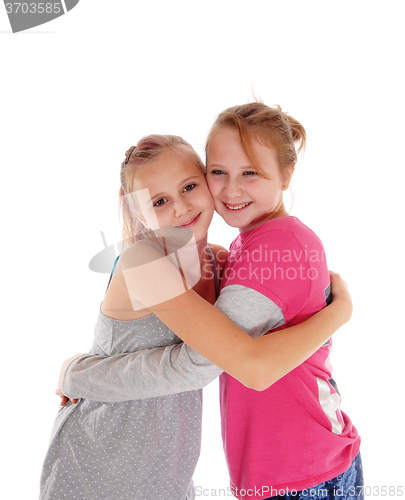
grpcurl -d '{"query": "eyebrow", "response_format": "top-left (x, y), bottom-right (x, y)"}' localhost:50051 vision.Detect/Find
top-left (207, 163), bottom-right (253, 169)
top-left (150, 175), bottom-right (201, 200)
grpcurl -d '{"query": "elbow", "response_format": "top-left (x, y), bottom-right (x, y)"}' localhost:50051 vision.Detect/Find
top-left (237, 351), bottom-right (278, 391)
top-left (247, 378), bottom-right (274, 392)
top-left (242, 370), bottom-right (276, 392)
top-left (237, 342), bottom-right (286, 391)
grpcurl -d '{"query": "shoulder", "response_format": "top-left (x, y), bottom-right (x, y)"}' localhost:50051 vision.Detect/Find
top-left (103, 241), bottom-right (161, 305)
top-left (208, 242), bottom-right (228, 259)
top-left (288, 217), bottom-right (325, 250)
top-left (253, 216), bottom-right (297, 238)
top-left (119, 238), bottom-right (165, 269)
top-left (246, 217), bottom-right (321, 248)
top-left (208, 243), bottom-right (229, 276)
top-left (118, 239), bottom-right (173, 295)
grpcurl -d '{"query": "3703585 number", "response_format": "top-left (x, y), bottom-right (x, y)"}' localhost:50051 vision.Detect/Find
top-left (354, 485), bottom-right (404, 496)
top-left (5, 3), bottom-right (62, 14)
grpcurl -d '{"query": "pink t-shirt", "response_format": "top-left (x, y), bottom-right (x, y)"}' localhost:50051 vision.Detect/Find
top-left (219, 216), bottom-right (360, 499)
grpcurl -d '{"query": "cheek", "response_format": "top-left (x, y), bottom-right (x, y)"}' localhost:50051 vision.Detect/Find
top-left (148, 211), bottom-right (165, 229)
top-left (206, 177), bottom-right (220, 200)
top-left (257, 179), bottom-right (283, 200)
top-left (202, 191), bottom-right (215, 213)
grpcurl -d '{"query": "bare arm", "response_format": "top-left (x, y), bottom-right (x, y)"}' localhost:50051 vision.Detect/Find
top-left (58, 272), bottom-right (350, 401)
top-left (146, 272), bottom-right (350, 390)
top-left (120, 240), bottom-right (351, 391)
top-left (58, 233), bottom-right (351, 403)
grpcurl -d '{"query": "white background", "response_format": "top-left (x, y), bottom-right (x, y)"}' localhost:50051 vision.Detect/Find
top-left (1, 1), bottom-right (404, 498)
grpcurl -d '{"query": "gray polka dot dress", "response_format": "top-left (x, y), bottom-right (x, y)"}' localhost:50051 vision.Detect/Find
top-left (40, 312), bottom-right (202, 500)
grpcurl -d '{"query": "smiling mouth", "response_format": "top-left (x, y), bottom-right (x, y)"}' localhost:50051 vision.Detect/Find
top-left (178, 213), bottom-right (201, 227)
top-left (223, 202), bottom-right (252, 210)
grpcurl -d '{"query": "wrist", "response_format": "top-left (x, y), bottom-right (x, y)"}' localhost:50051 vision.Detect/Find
top-left (331, 295), bottom-right (353, 325)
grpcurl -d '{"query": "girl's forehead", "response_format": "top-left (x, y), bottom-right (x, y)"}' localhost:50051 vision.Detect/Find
top-left (135, 151), bottom-right (204, 188)
top-left (208, 127), bottom-right (240, 145)
top-left (142, 149), bottom-right (199, 171)
top-left (207, 129), bottom-right (278, 166)
top-left (207, 129), bottom-right (245, 159)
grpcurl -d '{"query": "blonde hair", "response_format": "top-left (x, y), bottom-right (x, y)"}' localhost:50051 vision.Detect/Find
top-left (206, 102), bottom-right (306, 180)
top-left (119, 134), bottom-right (205, 249)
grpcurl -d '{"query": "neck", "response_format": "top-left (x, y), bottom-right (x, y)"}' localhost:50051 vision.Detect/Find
top-left (195, 234), bottom-right (209, 264)
top-left (239, 203), bottom-right (288, 233)
top-left (191, 233), bottom-right (217, 303)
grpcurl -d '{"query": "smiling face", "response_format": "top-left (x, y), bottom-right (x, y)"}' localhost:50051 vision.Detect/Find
top-left (132, 148), bottom-right (214, 244)
top-left (206, 128), bottom-right (293, 233)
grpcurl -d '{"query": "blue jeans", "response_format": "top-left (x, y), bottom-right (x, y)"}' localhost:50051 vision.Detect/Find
top-left (262, 452), bottom-right (364, 499)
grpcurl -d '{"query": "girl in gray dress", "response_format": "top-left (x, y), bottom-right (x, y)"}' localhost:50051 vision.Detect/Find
top-left (41, 135), bottom-right (352, 500)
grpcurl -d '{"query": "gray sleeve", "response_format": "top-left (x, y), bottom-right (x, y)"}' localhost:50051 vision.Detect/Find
top-left (62, 285), bottom-right (285, 402)
top-left (215, 284), bottom-right (285, 337)
top-left (62, 344), bottom-right (223, 402)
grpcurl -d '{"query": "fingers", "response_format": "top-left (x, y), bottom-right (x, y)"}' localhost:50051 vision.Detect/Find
top-left (59, 395), bottom-right (69, 406)
top-left (329, 270), bottom-right (341, 279)
top-left (329, 271), bottom-right (348, 288)
top-left (58, 395), bottom-right (78, 406)
top-left (55, 353), bottom-right (82, 406)
top-left (55, 388), bottom-right (78, 406)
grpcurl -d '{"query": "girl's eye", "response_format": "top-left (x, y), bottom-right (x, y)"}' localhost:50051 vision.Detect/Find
top-left (243, 171), bottom-right (257, 176)
top-left (153, 198), bottom-right (167, 207)
top-left (210, 169), bottom-right (225, 175)
top-left (183, 183), bottom-right (196, 192)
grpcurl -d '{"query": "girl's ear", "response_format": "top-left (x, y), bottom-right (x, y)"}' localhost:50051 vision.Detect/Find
top-left (282, 164), bottom-right (295, 190)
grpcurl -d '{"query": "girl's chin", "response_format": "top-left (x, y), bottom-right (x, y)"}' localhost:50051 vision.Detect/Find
top-left (215, 210), bottom-right (248, 229)
top-left (223, 220), bottom-right (242, 229)
top-left (192, 217), bottom-right (212, 244)
top-left (217, 218), bottom-right (245, 232)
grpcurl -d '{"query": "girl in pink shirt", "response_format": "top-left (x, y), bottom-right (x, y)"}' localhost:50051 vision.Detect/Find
top-left (204, 102), bottom-right (362, 499)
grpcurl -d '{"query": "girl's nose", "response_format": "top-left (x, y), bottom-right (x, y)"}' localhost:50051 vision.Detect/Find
top-left (174, 198), bottom-right (192, 217)
top-left (223, 178), bottom-right (243, 198)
